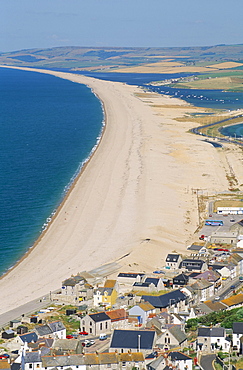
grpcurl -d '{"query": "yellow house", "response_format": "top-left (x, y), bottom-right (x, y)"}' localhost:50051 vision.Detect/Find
top-left (94, 287), bottom-right (118, 309)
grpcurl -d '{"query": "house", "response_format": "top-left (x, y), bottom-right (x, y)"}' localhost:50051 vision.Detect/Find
top-left (210, 231), bottom-right (238, 245)
top-left (42, 352), bottom-right (145, 370)
top-left (16, 332), bottom-right (38, 345)
top-left (61, 274), bottom-right (94, 303)
top-left (230, 253), bottom-right (243, 276)
top-left (42, 354), bottom-right (85, 370)
top-left (21, 351), bottom-right (42, 370)
top-left (81, 312), bottom-right (111, 335)
top-left (190, 278), bottom-right (214, 303)
top-left (144, 278), bottom-right (164, 291)
top-left (110, 329), bottom-right (156, 355)
top-left (232, 322), bottom-right (243, 353)
top-left (179, 259), bottom-right (207, 272)
top-left (133, 278), bottom-right (164, 293)
top-left (172, 273), bottom-right (189, 289)
top-left (35, 321), bottom-right (66, 339)
top-left (93, 287), bottom-right (117, 309)
top-left (187, 243), bottom-right (208, 257)
top-left (117, 273), bottom-right (145, 285)
top-left (147, 351), bottom-right (192, 370)
top-left (156, 325), bottom-right (187, 351)
top-left (142, 290), bottom-right (187, 312)
top-left (192, 269), bottom-right (221, 292)
top-left (105, 308), bottom-right (128, 329)
top-left (197, 327), bottom-right (231, 352)
top-left (129, 302), bottom-right (156, 325)
top-left (52, 338), bottom-right (84, 355)
top-left (165, 254), bottom-right (182, 270)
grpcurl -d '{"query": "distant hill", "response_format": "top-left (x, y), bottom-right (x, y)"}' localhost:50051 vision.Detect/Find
top-left (1, 44), bottom-right (243, 72)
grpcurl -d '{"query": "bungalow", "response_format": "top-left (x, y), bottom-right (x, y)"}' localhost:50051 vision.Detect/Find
top-left (197, 326), bottom-right (231, 352)
top-left (81, 312), bottom-right (111, 336)
top-left (179, 259), bottom-right (207, 272)
top-left (117, 273), bottom-right (145, 285)
top-left (133, 278), bottom-right (164, 293)
top-left (129, 302), bottom-right (156, 324)
top-left (141, 290), bottom-right (187, 312)
top-left (110, 329), bottom-right (156, 355)
top-left (165, 254), bottom-right (182, 270)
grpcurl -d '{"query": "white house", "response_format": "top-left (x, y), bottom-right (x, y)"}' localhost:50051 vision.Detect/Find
top-left (197, 327), bottom-right (231, 352)
top-left (233, 322), bottom-right (243, 353)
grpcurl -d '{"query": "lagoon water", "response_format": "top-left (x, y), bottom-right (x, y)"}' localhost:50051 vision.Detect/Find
top-left (0, 68), bottom-right (243, 276)
top-left (0, 68), bottom-right (103, 275)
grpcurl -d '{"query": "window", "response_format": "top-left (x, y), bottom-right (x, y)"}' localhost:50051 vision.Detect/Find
top-left (168, 337), bottom-right (170, 344)
top-left (36, 365), bottom-right (40, 368)
top-left (106, 322), bottom-right (108, 329)
top-left (90, 321), bottom-right (92, 326)
top-left (122, 362), bottom-right (126, 367)
top-left (29, 365), bottom-right (32, 369)
top-left (100, 323), bottom-right (102, 330)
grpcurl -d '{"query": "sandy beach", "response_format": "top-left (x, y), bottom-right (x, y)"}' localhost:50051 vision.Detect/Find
top-left (0, 65), bottom-right (241, 315)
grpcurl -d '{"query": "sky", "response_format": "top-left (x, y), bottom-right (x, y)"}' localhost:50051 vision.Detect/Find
top-left (1, 0), bottom-right (243, 52)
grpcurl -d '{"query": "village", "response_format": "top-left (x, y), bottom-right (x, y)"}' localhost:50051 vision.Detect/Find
top-left (1, 199), bottom-right (243, 370)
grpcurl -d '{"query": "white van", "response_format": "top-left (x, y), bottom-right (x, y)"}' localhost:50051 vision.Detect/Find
top-left (99, 333), bottom-right (107, 340)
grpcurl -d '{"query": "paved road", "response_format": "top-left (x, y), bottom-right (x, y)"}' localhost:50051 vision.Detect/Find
top-left (0, 295), bottom-right (53, 329)
top-left (200, 354), bottom-right (216, 370)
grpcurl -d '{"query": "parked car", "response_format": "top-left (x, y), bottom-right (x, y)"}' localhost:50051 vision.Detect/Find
top-left (99, 333), bottom-right (107, 340)
top-left (66, 335), bottom-right (74, 339)
top-left (79, 331), bottom-right (88, 335)
top-left (230, 285), bottom-right (236, 290)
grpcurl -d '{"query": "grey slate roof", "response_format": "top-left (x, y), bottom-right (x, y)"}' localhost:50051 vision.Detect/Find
top-left (35, 324), bottom-right (52, 336)
top-left (19, 332), bottom-right (38, 343)
top-left (110, 329), bottom-right (155, 350)
top-left (145, 278), bottom-right (160, 287)
top-left (142, 290), bottom-right (187, 309)
top-left (89, 312), bottom-right (110, 322)
top-left (169, 351), bottom-right (192, 361)
top-left (42, 354), bottom-right (85, 367)
top-left (24, 352), bottom-right (42, 363)
top-left (233, 322), bottom-right (243, 334)
top-left (49, 321), bottom-right (65, 332)
top-left (53, 338), bottom-right (80, 351)
top-left (168, 326), bottom-right (187, 344)
top-left (198, 327), bottom-right (225, 337)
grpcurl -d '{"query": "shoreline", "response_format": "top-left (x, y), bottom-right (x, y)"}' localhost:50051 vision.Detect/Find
top-left (0, 65), bottom-right (240, 315)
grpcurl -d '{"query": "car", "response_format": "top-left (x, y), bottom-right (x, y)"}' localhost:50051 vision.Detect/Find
top-left (239, 277), bottom-right (243, 281)
top-left (99, 333), bottom-right (107, 340)
top-left (153, 270), bottom-right (165, 274)
top-left (89, 340), bottom-right (95, 345)
top-left (0, 354), bottom-right (9, 359)
top-left (214, 296), bottom-right (220, 301)
top-left (79, 331), bottom-right (88, 335)
top-left (230, 219), bottom-right (235, 222)
top-left (66, 335), bottom-right (74, 339)
top-left (230, 285), bottom-right (236, 290)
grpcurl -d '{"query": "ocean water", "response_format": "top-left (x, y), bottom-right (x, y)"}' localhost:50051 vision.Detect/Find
top-left (0, 68), bottom-right (103, 275)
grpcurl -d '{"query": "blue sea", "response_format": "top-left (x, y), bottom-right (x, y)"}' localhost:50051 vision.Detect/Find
top-left (0, 68), bottom-right (243, 276)
top-left (0, 67), bottom-right (103, 275)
